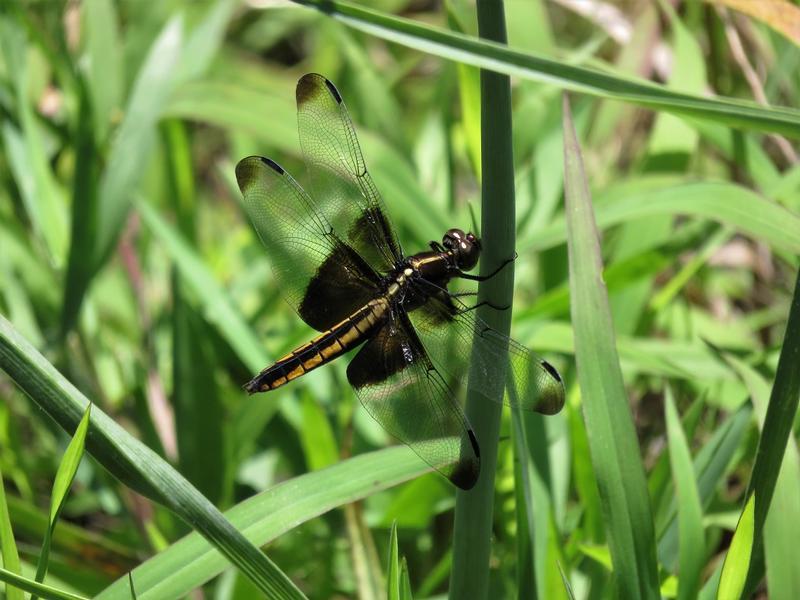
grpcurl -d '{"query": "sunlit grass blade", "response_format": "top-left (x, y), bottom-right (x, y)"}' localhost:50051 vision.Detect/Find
top-left (723, 269), bottom-right (800, 593)
top-left (0, 464), bottom-right (23, 600)
top-left (30, 405), bottom-right (91, 600)
top-left (563, 94), bottom-right (659, 599)
top-left (0, 315), bottom-right (304, 599)
top-left (717, 494), bottom-right (755, 600)
top-left (0, 568), bottom-right (87, 600)
top-left (95, 447), bottom-right (429, 599)
top-left (664, 387), bottom-right (704, 600)
top-left (657, 404), bottom-right (752, 568)
top-left (292, 0), bottom-right (800, 137)
top-left (529, 181), bottom-right (800, 255)
top-left (723, 354), bottom-right (800, 598)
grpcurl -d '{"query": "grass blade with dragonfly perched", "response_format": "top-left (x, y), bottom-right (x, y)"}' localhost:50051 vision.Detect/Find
top-left (450, 1), bottom-right (516, 597)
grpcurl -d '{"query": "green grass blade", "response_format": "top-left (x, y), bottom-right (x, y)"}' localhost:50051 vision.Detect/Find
top-left (737, 269), bottom-right (800, 592)
top-left (387, 521), bottom-right (400, 600)
top-left (172, 286), bottom-right (227, 505)
top-left (91, 16), bottom-right (183, 274)
top-left (563, 94), bottom-right (659, 599)
top-left (664, 388), bottom-right (704, 600)
top-left (717, 494), bottom-right (755, 600)
top-left (136, 199), bottom-right (270, 373)
top-left (292, 0), bottom-right (800, 137)
top-left (530, 181), bottom-right (800, 255)
top-left (30, 405), bottom-right (91, 600)
top-left (61, 79), bottom-right (99, 335)
top-left (0, 464), bottom-right (23, 600)
top-left (0, 315), bottom-right (304, 599)
top-left (0, 568), bottom-right (88, 600)
top-left (450, 2), bottom-right (516, 597)
top-left (81, 0), bottom-right (122, 142)
top-left (94, 447), bottom-right (428, 599)
top-left (0, 17), bottom-right (68, 267)
top-left (724, 355), bottom-right (800, 598)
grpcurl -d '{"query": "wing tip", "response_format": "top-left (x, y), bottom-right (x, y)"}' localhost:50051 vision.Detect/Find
top-left (297, 72), bottom-right (342, 105)
top-left (235, 156), bottom-right (285, 191)
top-left (449, 454), bottom-right (480, 490)
top-left (540, 359), bottom-right (562, 383)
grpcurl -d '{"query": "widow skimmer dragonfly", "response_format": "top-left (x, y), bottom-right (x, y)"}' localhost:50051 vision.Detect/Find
top-left (236, 73), bottom-right (565, 490)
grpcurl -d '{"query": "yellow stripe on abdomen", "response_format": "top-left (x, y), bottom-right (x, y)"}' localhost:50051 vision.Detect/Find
top-left (245, 299), bottom-right (390, 393)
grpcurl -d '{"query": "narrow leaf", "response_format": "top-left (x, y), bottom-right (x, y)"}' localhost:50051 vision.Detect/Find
top-left (387, 521), bottom-right (400, 600)
top-left (664, 388), bottom-right (705, 600)
top-left (0, 464), bottom-right (23, 600)
top-left (292, 0), bottom-right (800, 137)
top-left (717, 493), bottom-right (755, 600)
top-left (0, 315), bottom-right (304, 599)
top-left (0, 568), bottom-right (88, 600)
top-left (563, 93), bottom-right (659, 600)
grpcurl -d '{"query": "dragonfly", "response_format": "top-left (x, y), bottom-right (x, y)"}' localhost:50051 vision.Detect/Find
top-left (235, 73), bottom-right (565, 489)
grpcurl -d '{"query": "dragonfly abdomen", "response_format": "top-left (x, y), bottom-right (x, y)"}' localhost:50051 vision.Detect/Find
top-left (245, 298), bottom-right (390, 393)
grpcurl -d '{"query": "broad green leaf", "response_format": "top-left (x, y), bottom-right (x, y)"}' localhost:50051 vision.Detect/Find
top-left (292, 0), bottom-right (800, 137)
top-left (664, 389), bottom-right (704, 600)
top-left (563, 94), bottom-right (659, 600)
top-left (0, 315), bottom-right (304, 599)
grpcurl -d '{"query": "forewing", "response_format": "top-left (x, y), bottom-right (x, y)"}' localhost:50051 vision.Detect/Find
top-left (346, 313), bottom-right (480, 490)
top-left (296, 73), bottom-right (403, 273)
top-left (235, 156), bottom-right (381, 331)
top-left (409, 293), bottom-right (566, 415)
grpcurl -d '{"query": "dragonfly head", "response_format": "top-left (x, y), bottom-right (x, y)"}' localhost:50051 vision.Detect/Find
top-left (443, 228), bottom-right (481, 271)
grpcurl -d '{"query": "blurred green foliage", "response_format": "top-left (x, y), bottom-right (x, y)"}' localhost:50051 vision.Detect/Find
top-left (1, 0), bottom-right (799, 598)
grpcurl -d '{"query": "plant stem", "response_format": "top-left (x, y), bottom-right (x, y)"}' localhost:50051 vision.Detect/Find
top-left (449, 1), bottom-right (516, 598)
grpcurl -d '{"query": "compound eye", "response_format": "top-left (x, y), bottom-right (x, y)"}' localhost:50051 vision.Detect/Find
top-left (443, 228), bottom-right (465, 249)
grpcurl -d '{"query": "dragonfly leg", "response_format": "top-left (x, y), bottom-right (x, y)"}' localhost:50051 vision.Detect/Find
top-left (456, 252), bottom-right (518, 282)
top-left (456, 299), bottom-right (511, 314)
